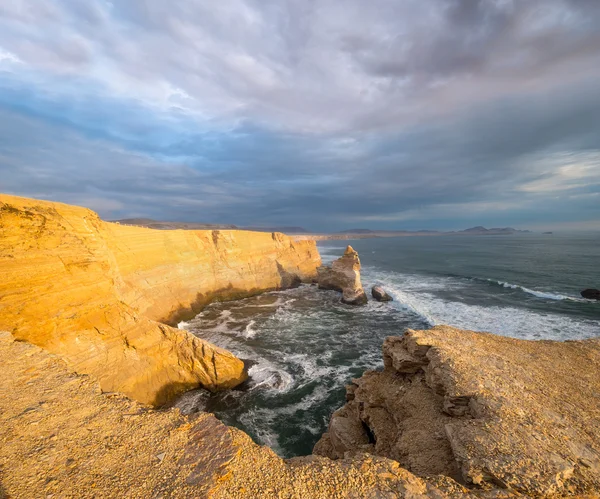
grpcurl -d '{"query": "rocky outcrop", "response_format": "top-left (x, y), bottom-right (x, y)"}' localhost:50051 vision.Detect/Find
top-left (315, 326), bottom-right (600, 496)
top-left (372, 285), bottom-right (393, 302)
top-left (318, 245), bottom-right (368, 305)
top-left (0, 330), bottom-right (479, 498)
top-left (0, 194), bottom-right (321, 406)
top-left (581, 288), bottom-right (600, 300)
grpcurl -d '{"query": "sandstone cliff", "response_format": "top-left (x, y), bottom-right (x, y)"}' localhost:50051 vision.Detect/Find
top-left (0, 194), bottom-right (320, 405)
top-left (315, 326), bottom-right (600, 496)
top-left (0, 330), bottom-right (491, 498)
top-left (318, 245), bottom-right (368, 305)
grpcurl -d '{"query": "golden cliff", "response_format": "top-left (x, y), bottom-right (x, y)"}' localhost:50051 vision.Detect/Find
top-left (0, 194), bottom-right (320, 406)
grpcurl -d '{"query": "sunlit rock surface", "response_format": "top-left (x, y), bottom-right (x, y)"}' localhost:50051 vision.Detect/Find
top-left (315, 325), bottom-right (600, 496)
top-left (0, 331), bottom-right (474, 498)
top-left (318, 245), bottom-right (368, 305)
top-left (0, 194), bottom-right (320, 405)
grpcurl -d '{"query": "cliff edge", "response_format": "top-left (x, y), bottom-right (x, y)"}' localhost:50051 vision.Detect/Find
top-left (0, 194), bottom-right (321, 405)
top-left (315, 325), bottom-right (600, 496)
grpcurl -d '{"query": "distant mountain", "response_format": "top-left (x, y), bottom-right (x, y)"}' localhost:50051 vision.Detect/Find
top-left (242, 226), bottom-right (310, 234)
top-left (337, 229), bottom-right (441, 235)
top-left (112, 218), bottom-right (238, 230)
top-left (337, 229), bottom-right (377, 234)
top-left (458, 226), bottom-right (531, 235)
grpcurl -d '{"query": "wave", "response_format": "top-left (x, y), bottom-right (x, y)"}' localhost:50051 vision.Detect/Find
top-left (482, 279), bottom-right (589, 302)
top-left (361, 268), bottom-right (600, 341)
top-left (247, 362), bottom-right (293, 392)
top-left (243, 320), bottom-right (258, 339)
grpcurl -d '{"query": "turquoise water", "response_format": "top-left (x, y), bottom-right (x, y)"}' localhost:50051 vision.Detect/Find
top-left (175, 233), bottom-right (600, 457)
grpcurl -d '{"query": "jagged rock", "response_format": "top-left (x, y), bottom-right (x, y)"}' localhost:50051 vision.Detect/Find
top-left (0, 330), bottom-right (482, 498)
top-left (318, 245), bottom-right (368, 305)
top-left (581, 288), bottom-right (600, 300)
top-left (372, 285), bottom-right (393, 302)
top-left (315, 325), bottom-right (600, 496)
top-left (0, 194), bottom-right (321, 406)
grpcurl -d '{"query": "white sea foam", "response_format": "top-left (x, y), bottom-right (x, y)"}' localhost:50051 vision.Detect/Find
top-left (361, 269), bottom-right (599, 341)
top-left (177, 320), bottom-right (190, 330)
top-left (248, 361), bottom-right (294, 392)
top-left (243, 320), bottom-right (258, 339)
top-left (485, 279), bottom-right (588, 302)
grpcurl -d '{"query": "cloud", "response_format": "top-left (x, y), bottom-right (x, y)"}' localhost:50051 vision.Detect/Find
top-left (0, 0), bottom-right (599, 230)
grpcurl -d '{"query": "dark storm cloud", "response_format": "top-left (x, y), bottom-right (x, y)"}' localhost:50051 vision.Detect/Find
top-left (0, 0), bottom-right (599, 230)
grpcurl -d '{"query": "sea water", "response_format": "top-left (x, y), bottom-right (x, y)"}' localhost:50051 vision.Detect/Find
top-left (175, 233), bottom-right (600, 457)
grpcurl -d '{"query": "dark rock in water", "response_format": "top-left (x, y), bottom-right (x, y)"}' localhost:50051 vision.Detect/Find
top-left (581, 289), bottom-right (600, 300)
top-left (317, 246), bottom-right (368, 306)
top-left (372, 286), bottom-right (393, 302)
top-left (342, 289), bottom-right (368, 306)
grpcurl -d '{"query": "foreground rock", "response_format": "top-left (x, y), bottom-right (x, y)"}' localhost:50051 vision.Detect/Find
top-left (0, 331), bottom-right (479, 498)
top-left (581, 288), bottom-right (600, 300)
top-left (318, 246), bottom-right (368, 305)
top-left (0, 194), bottom-right (321, 405)
top-left (372, 285), bottom-right (393, 302)
top-left (315, 325), bottom-right (600, 496)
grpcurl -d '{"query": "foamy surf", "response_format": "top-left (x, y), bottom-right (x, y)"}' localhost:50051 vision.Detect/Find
top-left (362, 268), bottom-right (600, 341)
top-left (174, 236), bottom-right (599, 458)
top-left (482, 279), bottom-right (589, 302)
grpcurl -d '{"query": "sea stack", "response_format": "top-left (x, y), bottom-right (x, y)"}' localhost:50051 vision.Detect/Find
top-left (318, 245), bottom-right (368, 305)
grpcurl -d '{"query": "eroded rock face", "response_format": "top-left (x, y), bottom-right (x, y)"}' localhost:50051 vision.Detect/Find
top-left (315, 326), bottom-right (600, 496)
top-left (0, 194), bottom-right (321, 406)
top-left (372, 285), bottom-right (393, 302)
top-left (318, 245), bottom-right (368, 305)
top-left (0, 331), bottom-right (477, 498)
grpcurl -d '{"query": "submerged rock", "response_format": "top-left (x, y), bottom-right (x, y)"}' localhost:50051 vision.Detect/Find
top-left (372, 285), bottom-right (393, 302)
top-left (315, 325), bottom-right (600, 496)
top-left (318, 245), bottom-right (368, 305)
top-left (581, 288), bottom-right (600, 300)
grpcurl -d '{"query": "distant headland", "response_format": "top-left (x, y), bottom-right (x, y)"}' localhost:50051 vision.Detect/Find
top-left (113, 218), bottom-right (531, 240)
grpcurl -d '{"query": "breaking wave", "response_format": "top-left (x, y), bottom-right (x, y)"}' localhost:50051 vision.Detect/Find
top-left (481, 279), bottom-right (589, 302)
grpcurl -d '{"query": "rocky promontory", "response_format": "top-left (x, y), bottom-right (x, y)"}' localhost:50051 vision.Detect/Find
top-left (315, 325), bottom-right (600, 496)
top-left (318, 245), bottom-right (368, 305)
top-left (3, 195), bottom-right (600, 498)
top-left (0, 194), bottom-right (321, 406)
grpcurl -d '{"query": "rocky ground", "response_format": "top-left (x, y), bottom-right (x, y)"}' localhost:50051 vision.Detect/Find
top-left (0, 331), bottom-right (484, 498)
top-left (315, 326), bottom-right (600, 497)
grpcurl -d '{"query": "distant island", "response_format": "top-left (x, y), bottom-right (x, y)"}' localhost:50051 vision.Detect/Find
top-left (112, 219), bottom-right (532, 239)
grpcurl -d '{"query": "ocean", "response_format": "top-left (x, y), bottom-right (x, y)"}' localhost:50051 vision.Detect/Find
top-left (175, 233), bottom-right (600, 458)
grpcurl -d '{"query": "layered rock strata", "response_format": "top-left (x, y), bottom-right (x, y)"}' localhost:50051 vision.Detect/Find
top-left (0, 331), bottom-right (478, 498)
top-left (0, 194), bottom-right (320, 405)
top-left (318, 245), bottom-right (368, 305)
top-left (315, 326), bottom-right (600, 496)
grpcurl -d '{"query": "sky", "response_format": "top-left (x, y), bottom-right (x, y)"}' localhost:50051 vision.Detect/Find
top-left (1, 0), bottom-right (599, 232)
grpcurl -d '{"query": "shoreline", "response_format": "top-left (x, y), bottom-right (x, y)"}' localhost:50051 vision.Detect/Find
top-left (2, 194), bottom-right (600, 497)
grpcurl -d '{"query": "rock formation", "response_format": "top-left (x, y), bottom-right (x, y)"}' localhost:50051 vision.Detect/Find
top-left (581, 288), bottom-right (600, 300)
top-left (315, 325), bottom-right (600, 496)
top-left (372, 285), bottom-right (393, 302)
top-left (318, 246), bottom-right (368, 305)
top-left (0, 194), bottom-right (320, 406)
top-left (0, 330), bottom-right (480, 498)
